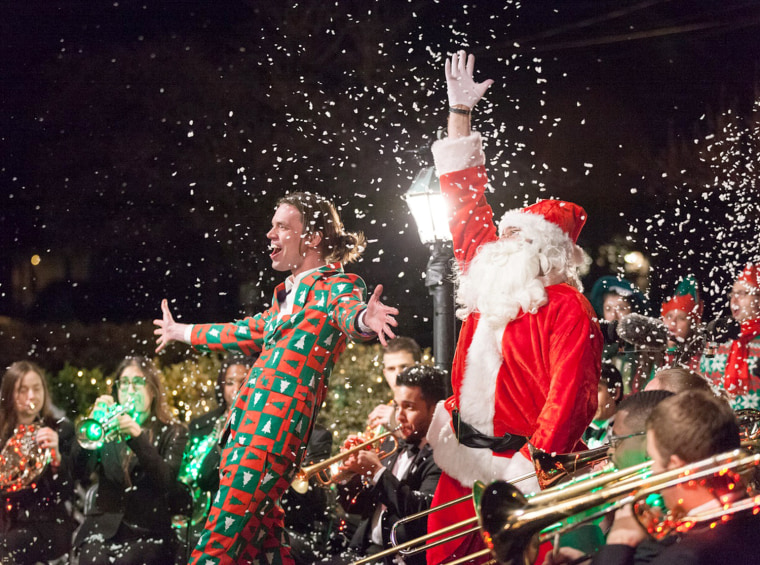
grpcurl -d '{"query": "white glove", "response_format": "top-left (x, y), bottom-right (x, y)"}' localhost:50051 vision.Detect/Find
top-left (445, 50), bottom-right (494, 109)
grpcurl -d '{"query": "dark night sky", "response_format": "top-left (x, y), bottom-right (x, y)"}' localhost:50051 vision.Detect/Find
top-left (1, 0), bottom-right (759, 346)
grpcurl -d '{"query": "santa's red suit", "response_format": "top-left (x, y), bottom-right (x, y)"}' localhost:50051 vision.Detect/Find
top-left (426, 133), bottom-right (602, 565)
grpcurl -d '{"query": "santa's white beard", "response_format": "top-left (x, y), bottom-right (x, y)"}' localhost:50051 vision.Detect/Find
top-left (456, 238), bottom-right (548, 328)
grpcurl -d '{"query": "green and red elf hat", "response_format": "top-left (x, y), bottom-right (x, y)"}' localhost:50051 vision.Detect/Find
top-left (661, 275), bottom-right (703, 323)
top-left (736, 263), bottom-right (760, 289)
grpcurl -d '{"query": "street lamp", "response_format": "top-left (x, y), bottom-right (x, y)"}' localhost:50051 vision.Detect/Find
top-left (404, 164), bottom-right (456, 386)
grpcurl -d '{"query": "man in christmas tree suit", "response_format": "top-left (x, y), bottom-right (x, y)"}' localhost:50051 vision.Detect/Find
top-left (154, 192), bottom-right (398, 565)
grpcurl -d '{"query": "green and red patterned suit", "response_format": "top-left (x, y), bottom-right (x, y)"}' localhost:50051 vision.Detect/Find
top-left (188, 263), bottom-right (373, 565)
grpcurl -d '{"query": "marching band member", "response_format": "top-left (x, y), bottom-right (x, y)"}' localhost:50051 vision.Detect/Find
top-left (366, 337), bottom-right (422, 431)
top-left (701, 263), bottom-right (760, 409)
top-left (546, 390), bottom-right (675, 565)
top-left (71, 356), bottom-right (188, 565)
top-left (335, 365), bottom-right (446, 565)
top-left (0, 360), bottom-right (75, 564)
top-left (582, 363), bottom-right (623, 449)
top-left (592, 390), bottom-right (760, 565)
top-left (425, 50), bottom-right (602, 564)
top-left (659, 276), bottom-right (703, 371)
top-left (589, 276), bottom-right (651, 393)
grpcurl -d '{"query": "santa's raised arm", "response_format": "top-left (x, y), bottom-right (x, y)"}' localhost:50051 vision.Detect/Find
top-left (424, 50), bottom-right (603, 565)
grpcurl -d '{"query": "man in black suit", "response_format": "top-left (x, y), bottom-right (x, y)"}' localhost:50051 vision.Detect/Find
top-left (334, 365), bottom-right (447, 565)
top-left (591, 390), bottom-right (760, 565)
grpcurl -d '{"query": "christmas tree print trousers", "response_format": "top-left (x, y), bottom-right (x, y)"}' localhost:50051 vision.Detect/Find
top-left (189, 372), bottom-right (318, 565)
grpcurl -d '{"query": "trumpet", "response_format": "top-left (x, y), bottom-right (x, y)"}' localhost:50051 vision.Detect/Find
top-left (290, 425), bottom-right (400, 494)
top-left (351, 444), bottom-right (611, 565)
top-left (479, 447), bottom-right (760, 565)
top-left (76, 401), bottom-right (136, 450)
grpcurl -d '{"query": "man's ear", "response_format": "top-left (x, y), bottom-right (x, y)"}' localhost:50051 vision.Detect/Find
top-left (305, 231), bottom-right (322, 249)
top-left (668, 454), bottom-right (687, 470)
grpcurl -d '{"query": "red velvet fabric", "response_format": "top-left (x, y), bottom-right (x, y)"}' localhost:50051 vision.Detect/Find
top-left (426, 163), bottom-right (602, 565)
top-left (522, 199), bottom-right (587, 243)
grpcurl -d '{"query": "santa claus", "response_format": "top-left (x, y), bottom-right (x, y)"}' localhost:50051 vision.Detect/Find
top-left (424, 51), bottom-right (602, 565)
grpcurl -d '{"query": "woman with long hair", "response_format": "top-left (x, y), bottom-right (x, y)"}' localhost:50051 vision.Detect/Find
top-left (71, 356), bottom-right (188, 565)
top-left (0, 360), bottom-right (76, 564)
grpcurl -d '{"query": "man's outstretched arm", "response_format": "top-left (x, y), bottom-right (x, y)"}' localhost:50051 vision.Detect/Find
top-left (362, 284), bottom-right (399, 347)
top-left (153, 298), bottom-right (266, 355)
top-left (153, 299), bottom-right (191, 353)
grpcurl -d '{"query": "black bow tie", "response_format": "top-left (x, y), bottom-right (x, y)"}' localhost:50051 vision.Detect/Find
top-left (400, 441), bottom-right (420, 457)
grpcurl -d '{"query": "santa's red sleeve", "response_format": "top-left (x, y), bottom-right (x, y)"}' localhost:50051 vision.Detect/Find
top-left (433, 132), bottom-right (498, 268)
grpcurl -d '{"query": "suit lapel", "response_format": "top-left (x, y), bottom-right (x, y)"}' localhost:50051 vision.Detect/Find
top-left (407, 444), bottom-right (430, 479)
top-left (272, 264), bottom-right (338, 326)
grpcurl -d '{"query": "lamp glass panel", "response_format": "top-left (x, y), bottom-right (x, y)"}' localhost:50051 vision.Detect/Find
top-left (428, 193), bottom-right (452, 242)
top-left (405, 193), bottom-right (437, 244)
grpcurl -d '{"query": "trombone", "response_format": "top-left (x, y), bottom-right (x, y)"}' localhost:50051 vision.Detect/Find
top-left (350, 444), bottom-right (612, 565)
top-left (479, 447), bottom-right (760, 565)
top-left (736, 409), bottom-right (760, 441)
top-left (290, 425), bottom-right (401, 494)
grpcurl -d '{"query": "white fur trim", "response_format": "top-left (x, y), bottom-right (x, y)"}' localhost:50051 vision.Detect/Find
top-left (426, 400), bottom-right (450, 452)
top-left (458, 319), bottom-right (502, 433)
top-left (498, 208), bottom-right (572, 245)
top-left (428, 402), bottom-right (540, 494)
top-left (432, 132), bottom-right (485, 176)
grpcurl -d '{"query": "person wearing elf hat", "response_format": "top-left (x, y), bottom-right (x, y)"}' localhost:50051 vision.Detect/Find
top-left (700, 264), bottom-right (760, 410)
top-left (589, 276), bottom-right (651, 393)
top-left (658, 275), bottom-right (704, 372)
top-left (423, 50), bottom-right (602, 565)
top-left (589, 276), bottom-right (649, 325)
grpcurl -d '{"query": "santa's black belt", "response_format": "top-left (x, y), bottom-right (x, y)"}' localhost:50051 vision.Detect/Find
top-left (451, 409), bottom-right (527, 453)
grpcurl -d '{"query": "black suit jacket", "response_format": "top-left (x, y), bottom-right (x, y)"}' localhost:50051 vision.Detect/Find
top-left (592, 508), bottom-right (760, 565)
top-left (71, 419), bottom-right (188, 545)
top-left (339, 442), bottom-right (441, 565)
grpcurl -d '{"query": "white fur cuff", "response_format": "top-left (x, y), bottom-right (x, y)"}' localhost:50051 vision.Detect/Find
top-left (426, 400), bottom-right (451, 452)
top-left (432, 132), bottom-right (485, 176)
top-left (505, 452), bottom-right (540, 495)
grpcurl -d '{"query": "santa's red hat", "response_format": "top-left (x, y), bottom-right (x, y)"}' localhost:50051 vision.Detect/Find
top-left (498, 199), bottom-right (587, 245)
top-left (736, 263), bottom-right (760, 289)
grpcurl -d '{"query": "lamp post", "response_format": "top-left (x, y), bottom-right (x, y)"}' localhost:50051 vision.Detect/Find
top-left (404, 165), bottom-right (456, 387)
